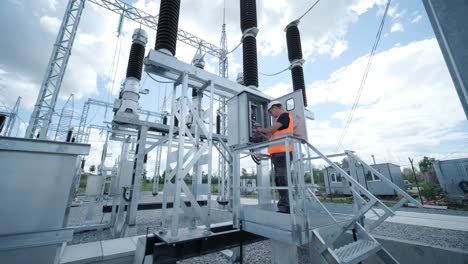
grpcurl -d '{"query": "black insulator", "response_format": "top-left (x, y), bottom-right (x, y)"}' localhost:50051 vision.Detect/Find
top-left (0, 115), bottom-right (5, 133)
top-left (144, 154), bottom-right (148, 164)
top-left (174, 116), bottom-right (179, 127)
top-left (80, 159), bottom-right (86, 169)
top-left (66, 129), bottom-right (73, 142)
top-left (162, 116), bottom-right (167, 136)
top-left (291, 66), bottom-right (308, 107)
top-left (286, 25), bottom-right (303, 62)
top-left (126, 42), bottom-right (145, 80)
top-left (71, 137), bottom-right (76, 143)
top-left (192, 88), bottom-right (198, 97)
top-left (242, 36), bottom-right (258, 87)
top-left (240, 0), bottom-right (257, 32)
top-left (155, 0), bottom-right (180, 56)
top-left (216, 114), bottom-right (221, 134)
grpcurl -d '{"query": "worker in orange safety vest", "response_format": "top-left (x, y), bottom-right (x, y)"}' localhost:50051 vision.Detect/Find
top-left (255, 100), bottom-right (294, 213)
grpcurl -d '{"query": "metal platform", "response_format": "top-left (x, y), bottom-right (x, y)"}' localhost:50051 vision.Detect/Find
top-left (240, 204), bottom-right (354, 245)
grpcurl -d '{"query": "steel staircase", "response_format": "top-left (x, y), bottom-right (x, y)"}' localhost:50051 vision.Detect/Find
top-left (296, 140), bottom-right (421, 264)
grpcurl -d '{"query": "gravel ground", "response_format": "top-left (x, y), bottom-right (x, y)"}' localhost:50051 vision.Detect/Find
top-left (70, 192), bottom-right (232, 245)
top-left (68, 192), bottom-right (468, 262)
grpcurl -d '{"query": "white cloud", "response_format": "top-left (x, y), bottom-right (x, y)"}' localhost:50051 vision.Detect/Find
top-left (39, 15), bottom-right (61, 34)
top-left (331, 40), bottom-right (349, 59)
top-left (305, 38), bottom-right (468, 164)
top-left (47, 0), bottom-right (57, 11)
top-left (390, 22), bottom-right (404, 33)
top-left (411, 15), bottom-right (422, 24)
top-left (0, 71), bottom-right (38, 110)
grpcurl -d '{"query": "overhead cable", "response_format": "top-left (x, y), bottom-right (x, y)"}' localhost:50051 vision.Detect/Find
top-left (259, 65), bottom-right (290, 76)
top-left (334, 0), bottom-right (392, 153)
top-left (297, 0), bottom-right (322, 21)
top-left (146, 72), bottom-right (174, 84)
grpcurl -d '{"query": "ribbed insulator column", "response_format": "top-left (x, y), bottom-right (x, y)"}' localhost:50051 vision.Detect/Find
top-left (286, 22), bottom-right (307, 106)
top-left (155, 0), bottom-right (180, 56)
top-left (286, 25), bottom-right (303, 62)
top-left (240, 0), bottom-right (259, 88)
top-left (240, 0), bottom-right (257, 31)
top-left (216, 114), bottom-right (221, 134)
top-left (126, 42), bottom-right (145, 80)
top-left (291, 66), bottom-right (307, 106)
top-left (242, 36), bottom-right (258, 87)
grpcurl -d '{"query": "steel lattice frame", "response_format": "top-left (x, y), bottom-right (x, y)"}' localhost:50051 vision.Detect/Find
top-left (26, 0), bottom-right (223, 139)
top-left (26, 0), bottom-right (85, 139)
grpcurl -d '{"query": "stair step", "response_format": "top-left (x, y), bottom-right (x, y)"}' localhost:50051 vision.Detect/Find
top-left (333, 240), bottom-right (381, 264)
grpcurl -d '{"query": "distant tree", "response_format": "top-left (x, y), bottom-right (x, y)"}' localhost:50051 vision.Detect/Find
top-left (241, 168), bottom-right (248, 177)
top-left (341, 158), bottom-right (349, 168)
top-left (89, 165), bottom-right (96, 173)
top-left (313, 168), bottom-right (325, 185)
top-left (418, 157), bottom-right (435, 173)
top-left (333, 158), bottom-right (349, 168)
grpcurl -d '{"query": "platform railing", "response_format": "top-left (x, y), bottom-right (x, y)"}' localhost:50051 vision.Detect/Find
top-left (232, 136), bottom-right (421, 248)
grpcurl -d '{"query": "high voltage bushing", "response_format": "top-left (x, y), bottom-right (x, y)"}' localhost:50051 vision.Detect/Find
top-left (155, 0), bottom-right (180, 56)
top-left (115, 28), bottom-right (148, 119)
top-left (216, 114), bottom-right (221, 134)
top-left (286, 22), bottom-right (303, 62)
top-left (240, 0), bottom-right (257, 32)
top-left (242, 35), bottom-right (258, 87)
top-left (240, 0), bottom-right (259, 88)
top-left (126, 33), bottom-right (147, 80)
top-left (285, 21), bottom-right (308, 106)
top-left (291, 66), bottom-right (307, 106)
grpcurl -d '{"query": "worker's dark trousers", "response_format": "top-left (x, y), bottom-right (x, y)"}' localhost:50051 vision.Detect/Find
top-left (271, 152), bottom-right (292, 213)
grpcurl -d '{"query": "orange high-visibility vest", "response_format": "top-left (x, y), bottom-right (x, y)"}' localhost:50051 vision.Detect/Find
top-left (268, 112), bottom-right (294, 154)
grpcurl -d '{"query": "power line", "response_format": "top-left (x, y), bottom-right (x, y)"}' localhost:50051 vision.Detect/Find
top-left (226, 41), bottom-right (242, 54)
top-left (146, 72), bottom-right (174, 84)
top-left (259, 65), bottom-right (290, 76)
top-left (297, 0), bottom-right (322, 21)
top-left (334, 0), bottom-right (391, 153)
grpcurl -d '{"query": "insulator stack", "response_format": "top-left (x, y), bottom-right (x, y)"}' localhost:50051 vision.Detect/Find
top-left (66, 129), bottom-right (73, 142)
top-left (216, 114), bottom-right (221, 134)
top-left (285, 21), bottom-right (308, 106)
top-left (192, 88), bottom-right (198, 97)
top-left (242, 36), bottom-right (258, 87)
top-left (0, 115), bottom-right (5, 133)
top-left (240, 0), bottom-right (259, 88)
top-left (155, 0), bottom-right (180, 56)
top-left (115, 28), bottom-right (148, 119)
top-left (126, 42), bottom-right (145, 80)
top-left (240, 0), bottom-right (257, 31)
top-left (162, 116), bottom-right (168, 136)
top-left (286, 25), bottom-right (303, 62)
top-left (291, 66), bottom-right (307, 106)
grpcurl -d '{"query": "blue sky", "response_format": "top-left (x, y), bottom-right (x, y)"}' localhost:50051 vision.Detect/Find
top-left (0, 0), bottom-right (467, 170)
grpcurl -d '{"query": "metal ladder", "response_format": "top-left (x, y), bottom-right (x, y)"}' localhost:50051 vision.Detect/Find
top-left (296, 142), bottom-right (421, 264)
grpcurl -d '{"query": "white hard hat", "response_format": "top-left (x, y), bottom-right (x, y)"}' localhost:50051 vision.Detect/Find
top-left (267, 100), bottom-right (282, 111)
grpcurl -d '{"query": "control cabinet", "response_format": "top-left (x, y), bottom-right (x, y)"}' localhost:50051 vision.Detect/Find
top-left (227, 91), bottom-right (270, 146)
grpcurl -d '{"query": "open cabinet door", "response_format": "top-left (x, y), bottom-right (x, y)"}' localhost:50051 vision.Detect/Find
top-left (274, 90), bottom-right (308, 141)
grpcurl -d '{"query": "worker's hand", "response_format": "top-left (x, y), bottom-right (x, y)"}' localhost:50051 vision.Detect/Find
top-left (255, 128), bottom-right (266, 134)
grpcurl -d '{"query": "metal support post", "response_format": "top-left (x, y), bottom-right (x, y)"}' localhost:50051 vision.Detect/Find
top-left (124, 125), bottom-right (148, 236)
top-left (171, 73), bottom-right (189, 237)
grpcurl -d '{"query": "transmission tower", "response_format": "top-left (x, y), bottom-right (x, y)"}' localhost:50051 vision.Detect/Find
top-left (55, 94), bottom-right (75, 141)
top-left (25, 0), bottom-right (85, 139)
top-left (0, 96), bottom-right (21, 137)
top-left (219, 0), bottom-right (229, 78)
